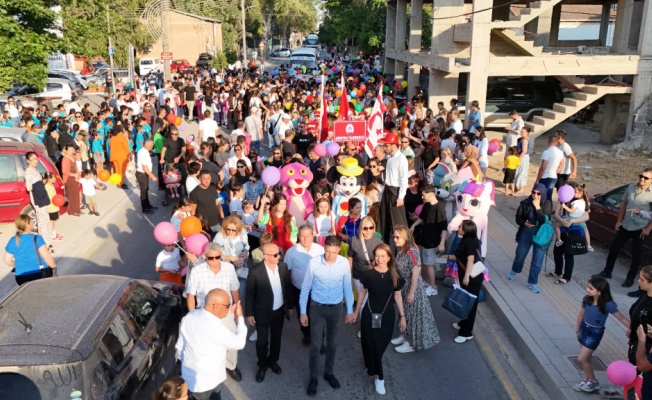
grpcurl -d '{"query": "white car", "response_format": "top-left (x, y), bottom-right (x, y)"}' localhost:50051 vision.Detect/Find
top-left (38, 78), bottom-right (77, 100)
top-left (269, 48), bottom-right (291, 58)
top-left (49, 70), bottom-right (88, 90)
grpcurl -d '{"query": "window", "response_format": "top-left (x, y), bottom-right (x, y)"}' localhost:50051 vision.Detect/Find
top-left (46, 83), bottom-right (63, 91)
top-left (509, 85), bottom-right (535, 101)
top-left (90, 362), bottom-right (116, 399)
top-left (101, 314), bottom-right (136, 368)
top-left (487, 85), bottom-right (510, 101)
top-left (123, 285), bottom-right (159, 333)
top-left (35, 160), bottom-right (47, 176)
top-left (602, 186), bottom-right (627, 208)
top-left (0, 155), bottom-right (19, 183)
top-left (141, 60), bottom-right (153, 65)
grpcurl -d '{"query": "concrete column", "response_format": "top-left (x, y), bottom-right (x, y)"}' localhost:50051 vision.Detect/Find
top-left (625, 0), bottom-right (652, 145)
top-left (598, 4), bottom-right (611, 46)
top-left (428, 69), bottom-right (458, 112)
top-left (464, 0), bottom-right (492, 128)
top-left (524, 9), bottom-right (553, 47)
top-left (600, 95), bottom-right (619, 144)
top-left (384, 1), bottom-right (397, 75)
top-left (407, 0), bottom-right (423, 93)
top-left (613, 0), bottom-right (635, 53)
top-left (629, 1), bottom-right (644, 49)
top-left (394, 0), bottom-right (407, 81)
top-left (548, 3), bottom-right (562, 47)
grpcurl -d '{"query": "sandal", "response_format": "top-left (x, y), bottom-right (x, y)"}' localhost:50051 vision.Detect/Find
top-left (545, 272), bottom-right (561, 278)
top-left (555, 279), bottom-right (568, 285)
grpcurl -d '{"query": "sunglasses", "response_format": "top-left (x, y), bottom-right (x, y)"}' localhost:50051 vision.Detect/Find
top-left (402, 141), bottom-right (409, 144)
top-left (264, 252), bottom-right (280, 258)
top-left (640, 175), bottom-right (651, 181)
top-left (237, 165), bottom-right (246, 169)
top-left (171, 133), bottom-right (179, 136)
top-left (392, 235), bottom-right (401, 239)
top-left (362, 226), bottom-right (374, 231)
top-left (531, 191), bottom-right (541, 195)
top-left (250, 179), bottom-right (257, 183)
top-left (206, 255), bottom-right (221, 260)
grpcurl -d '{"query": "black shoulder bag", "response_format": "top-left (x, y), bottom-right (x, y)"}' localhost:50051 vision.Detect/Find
top-left (34, 236), bottom-right (54, 278)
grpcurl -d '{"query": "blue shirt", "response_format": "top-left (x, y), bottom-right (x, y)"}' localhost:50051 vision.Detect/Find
top-left (0, 120), bottom-right (12, 127)
top-left (4, 233), bottom-right (46, 276)
top-left (300, 254), bottom-right (354, 314)
top-left (582, 300), bottom-right (618, 328)
top-left (91, 139), bottom-right (104, 155)
top-left (135, 132), bottom-right (145, 152)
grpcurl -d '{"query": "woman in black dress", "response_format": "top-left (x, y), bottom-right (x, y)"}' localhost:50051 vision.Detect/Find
top-left (353, 243), bottom-right (406, 395)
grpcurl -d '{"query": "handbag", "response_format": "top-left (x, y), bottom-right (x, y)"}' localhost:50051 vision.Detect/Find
top-left (470, 249), bottom-right (485, 278)
top-left (563, 226), bottom-right (588, 256)
top-left (33, 236), bottom-right (54, 278)
top-left (442, 284), bottom-right (478, 320)
top-left (368, 293), bottom-right (393, 329)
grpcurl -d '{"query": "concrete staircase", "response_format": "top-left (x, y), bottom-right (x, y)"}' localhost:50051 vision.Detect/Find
top-left (494, 29), bottom-right (544, 56)
top-left (526, 85), bottom-right (632, 137)
top-left (492, 0), bottom-right (564, 28)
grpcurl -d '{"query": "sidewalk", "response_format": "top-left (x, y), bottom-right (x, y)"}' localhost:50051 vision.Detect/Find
top-left (483, 207), bottom-right (629, 400)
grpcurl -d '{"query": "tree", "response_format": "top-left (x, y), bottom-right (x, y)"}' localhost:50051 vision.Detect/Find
top-left (0, 1), bottom-right (64, 92)
top-left (319, 0), bottom-right (385, 51)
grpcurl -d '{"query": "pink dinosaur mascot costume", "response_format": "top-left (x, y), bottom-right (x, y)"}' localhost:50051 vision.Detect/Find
top-left (447, 179), bottom-right (495, 258)
top-left (280, 162), bottom-right (314, 226)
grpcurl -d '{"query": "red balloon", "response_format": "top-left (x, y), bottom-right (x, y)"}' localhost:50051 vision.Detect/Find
top-left (380, 104), bottom-right (388, 113)
top-left (359, 83), bottom-right (366, 92)
top-left (490, 138), bottom-right (501, 145)
top-left (166, 113), bottom-right (177, 124)
top-left (353, 78), bottom-right (359, 84)
top-left (52, 194), bottom-right (66, 207)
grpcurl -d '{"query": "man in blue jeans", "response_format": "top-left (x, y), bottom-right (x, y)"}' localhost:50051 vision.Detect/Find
top-left (535, 134), bottom-right (565, 201)
top-left (507, 183), bottom-right (552, 293)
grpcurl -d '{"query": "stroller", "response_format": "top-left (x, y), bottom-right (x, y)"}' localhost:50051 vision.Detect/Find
top-left (161, 163), bottom-right (185, 207)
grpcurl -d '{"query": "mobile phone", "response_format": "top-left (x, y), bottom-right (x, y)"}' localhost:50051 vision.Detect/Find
top-left (627, 386), bottom-right (636, 400)
top-left (642, 315), bottom-right (648, 333)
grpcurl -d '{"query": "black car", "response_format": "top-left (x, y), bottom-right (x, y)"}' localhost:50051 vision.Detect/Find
top-left (0, 275), bottom-right (183, 399)
top-left (196, 53), bottom-right (213, 68)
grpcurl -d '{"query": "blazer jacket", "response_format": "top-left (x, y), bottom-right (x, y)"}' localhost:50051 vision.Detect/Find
top-left (245, 261), bottom-right (294, 324)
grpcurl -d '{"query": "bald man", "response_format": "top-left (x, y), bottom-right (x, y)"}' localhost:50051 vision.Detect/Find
top-left (136, 139), bottom-right (158, 214)
top-left (176, 289), bottom-right (247, 400)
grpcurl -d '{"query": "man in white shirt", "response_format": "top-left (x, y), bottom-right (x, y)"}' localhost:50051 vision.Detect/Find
top-left (135, 140), bottom-right (158, 214)
top-left (230, 121), bottom-right (245, 144)
top-left (554, 129), bottom-right (578, 189)
top-left (64, 96), bottom-right (82, 115)
top-left (448, 110), bottom-right (463, 134)
top-left (198, 110), bottom-right (219, 142)
top-left (276, 113), bottom-right (293, 143)
top-left (267, 104), bottom-right (282, 148)
top-left (535, 134), bottom-right (565, 200)
top-left (377, 133), bottom-right (409, 243)
top-left (506, 110), bottom-right (524, 148)
top-left (185, 243), bottom-right (244, 382)
top-left (244, 106), bottom-right (264, 154)
top-left (176, 288), bottom-right (247, 399)
top-left (285, 226), bottom-right (325, 344)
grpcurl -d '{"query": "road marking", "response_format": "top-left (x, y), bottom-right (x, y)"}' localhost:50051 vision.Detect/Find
top-left (474, 323), bottom-right (523, 400)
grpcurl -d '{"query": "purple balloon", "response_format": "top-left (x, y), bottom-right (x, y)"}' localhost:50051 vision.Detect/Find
top-left (179, 124), bottom-right (186, 131)
top-left (261, 166), bottom-right (281, 186)
top-left (326, 142), bottom-right (340, 157)
top-left (314, 143), bottom-right (327, 157)
top-left (557, 184), bottom-right (575, 203)
top-left (154, 222), bottom-right (177, 245)
top-left (186, 233), bottom-right (209, 255)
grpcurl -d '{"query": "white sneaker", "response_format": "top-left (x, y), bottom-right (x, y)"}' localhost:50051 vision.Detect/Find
top-left (249, 330), bottom-right (257, 342)
top-left (573, 379), bottom-right (588, 392)
top-left (357, 330), bottom-right (361, 338)
top-left (390, 336), bottom-right (406, 346)
top-left (452, 322), bottom-right (460, 329)
top-left (454, 335), bottom-right (473, 344)
top-left (375, 378), bottom-right (386, 395)
top-left (429, 286), bottom-right (438, 296)
top-left (395, 342), bottom-right (415, 353)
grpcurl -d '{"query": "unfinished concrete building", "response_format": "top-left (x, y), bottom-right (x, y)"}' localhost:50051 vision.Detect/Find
top-left (383, 0), bottom-right (652, 148)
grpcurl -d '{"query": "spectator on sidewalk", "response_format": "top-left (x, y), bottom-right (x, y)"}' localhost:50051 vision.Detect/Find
top-left (505, 110), bottom-right (524, 148)
top-left (136, 140), bottom-right (159, 215)
top-left (548, 195), bottom-right (590, 284)
top-left (599, 168), bottom-right (652, 288)
top-left (507, 183), bottom-right (553, 293)
top-left (3, 215), bottom-right (57, 286)
top-left (535, 134), bottom-right (565, 201)
top-left (555, 129), bottom-right (578, 189)
top-left (190, 170), bottom-right (223, 234)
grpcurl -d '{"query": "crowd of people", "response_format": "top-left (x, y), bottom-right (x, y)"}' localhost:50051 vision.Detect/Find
top-left (2, 51), bottom-right (652, 399)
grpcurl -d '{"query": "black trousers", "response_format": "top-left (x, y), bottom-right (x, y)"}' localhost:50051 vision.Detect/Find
top-left (155, 153), bottom-right (165, 190)
top-left (255, 307), bottom-right (285, 367)
top-left (458, 274), bottom-right (483, 337)
top-left (604, 226), bottom-right (644, 281)
top-left (135, 172), bottom-right (152, 211)
top-left (554, 243), bottom-right (575, 281)
top-left (309, 302), bottom-right (342, 379)
top-left (378, 186), bottom-right (408, 245)
top-left (292, 285), bottom-right (311, 339)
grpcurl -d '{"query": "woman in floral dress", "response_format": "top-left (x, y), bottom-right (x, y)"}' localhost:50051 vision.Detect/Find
top-left (390, 225), bottom-right (440, 353)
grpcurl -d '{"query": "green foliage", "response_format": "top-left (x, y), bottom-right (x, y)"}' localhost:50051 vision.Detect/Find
top-left (210, 51), bottom-right (229, 71)
top-left (319, 0), bottom-right (386, 51)
top-left (225, 49), bottom-right (238, 64)
top-left (0, 1), bottom-right (64, 91)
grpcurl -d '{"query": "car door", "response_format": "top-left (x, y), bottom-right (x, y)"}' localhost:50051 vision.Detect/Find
top-left (0, 154), bottom-right (27, 219)
top-left (588, 185), bottom-right (627, 247)
top-left (96, 312), bottom-right (139, 399)
top-left (508, 83), bottom-right (536, 117)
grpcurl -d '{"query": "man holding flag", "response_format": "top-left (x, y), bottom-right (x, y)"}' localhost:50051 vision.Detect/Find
top-left (365, 84), bottom-right (384, 158)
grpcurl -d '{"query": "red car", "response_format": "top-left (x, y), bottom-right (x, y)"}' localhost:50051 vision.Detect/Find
top-left (0, 141), bottom-right (66, 223)
top-left (170, 59), bottom-right (192, 72)
top-left (587, 184), bottom-right (652, 264)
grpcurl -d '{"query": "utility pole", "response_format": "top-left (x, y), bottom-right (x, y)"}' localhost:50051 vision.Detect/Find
top-left (162, 0), bottom-right (171, 81)
top-left (106, 6), bottom-right (115, 97)
top-left (241, 0), bottom-right (247, 67)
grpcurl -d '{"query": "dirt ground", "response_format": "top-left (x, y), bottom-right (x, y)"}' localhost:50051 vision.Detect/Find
top-left (483, 121), bottom-right (652, 308)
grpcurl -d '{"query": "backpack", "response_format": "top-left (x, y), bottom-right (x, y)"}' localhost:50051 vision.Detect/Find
top-left (533, 215), bottom-right (554, 248)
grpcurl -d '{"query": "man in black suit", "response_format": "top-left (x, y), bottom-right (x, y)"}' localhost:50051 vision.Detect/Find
top-left (245, 243), bottom-right (294, 383)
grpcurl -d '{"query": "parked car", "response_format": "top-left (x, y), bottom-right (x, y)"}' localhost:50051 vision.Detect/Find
top-left (269, 48), bottom-right (291, 58)
top-left (37, 78), bottom-right (80, 100)
top-left (0, 275), bottom-right (184, 399)
top-left (170, 59), bottom-right (192, 72)
top-left (586, 184), bottom-right (652, 264)
top-left (139, 58), bottom-right (163, 76)
top-left (0, 127), bottom-right (44, 146)
top-left (0, 141), bottom-right (65, 223)
top-left (49, 70), bottom-right (89, 90)
top-left (196, 53), bottom-right (213, 68)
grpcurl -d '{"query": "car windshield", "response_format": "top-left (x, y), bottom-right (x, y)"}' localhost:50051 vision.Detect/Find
top-left (141, 60), bottom-right (153, 65)
top-left (199, 55), bottom-right (211, 60)
top-left (601, 186), bottom-right (627, 208)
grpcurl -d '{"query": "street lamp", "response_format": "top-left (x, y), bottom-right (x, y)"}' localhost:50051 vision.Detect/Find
top-left (241, 2), bottom-right (257, 67)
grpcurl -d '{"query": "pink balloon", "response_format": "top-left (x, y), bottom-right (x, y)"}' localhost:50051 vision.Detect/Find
top-left (154, 222), bottom-right (177, 245)
top-left (314, 143), bottom-right (327, 157)
top-left (415, 204), bottom-right (423, 217)
top-left (262, 166), bottom-right (281, 186)
top-left (557, 184), bottom-right (575, 203)
top-left (487, 142), bottom-right (499, 154)
top-left (186, 233), bottom-right (209, 255)
top-left (326, 142), bottom-right (340, 157)
top-left (606, 360), bottom-right (637, 386)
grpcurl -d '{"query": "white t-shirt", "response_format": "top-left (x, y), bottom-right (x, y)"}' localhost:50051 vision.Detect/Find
top-left (307, 213), bottom-right (334, 236)
top-left (449, 119), bottom-right (463, 134)
top-left (156, 248), bottom-right (181, 272)
top-left (136, 148), bottom-right (152, 173)
top-left (186, 176), bottom-right (200, 195)
top-left (540, 146), bottom-right (565, 179)
top-left (228, 156), bottom-right (252, 171)
top-left (79, 178), bottom-right (97, 197)
top-left (198, 118), bottom-right (218, 141)
top-left (567, 199), bottom-right (586, 219)
top-left (230, 129), bottom-right (244, 144)
top-left (557, 142), bottom-right (574, 175)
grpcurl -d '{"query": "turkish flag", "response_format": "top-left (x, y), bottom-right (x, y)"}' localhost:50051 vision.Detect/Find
top-left (338, 85), bottom-right (350, 121)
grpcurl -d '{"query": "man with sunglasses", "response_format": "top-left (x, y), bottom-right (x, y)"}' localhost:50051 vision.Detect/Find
top-left (160, 126), bottom-right (187, 181)
top-left (245, 243), bottom-right (294, 383)
top-left (176, 288), bottom-right (246, 400)
top-left (600, 168), bottom-right (652, 288)
top-left (185, 243), bottom-right (244, 383)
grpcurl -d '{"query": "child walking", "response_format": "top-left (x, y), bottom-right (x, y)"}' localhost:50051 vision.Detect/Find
top-left (503, 146), bottom-right (520, 196)
top-left (79, 170), bottom-right (102, 216)
top-left (44, 173), bottom-right (63, 241)
top-left (574, 276), bottom-right (629, 392)
top-left (555, 182), bottom-right (593, 251)
top-left (164, 164), bottom-right (182, 198)
top-left (155, 243), bottom-right (186, 286)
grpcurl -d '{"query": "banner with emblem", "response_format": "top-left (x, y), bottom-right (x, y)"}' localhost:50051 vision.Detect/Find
top-left (333, 120), bottom-right (367, 143)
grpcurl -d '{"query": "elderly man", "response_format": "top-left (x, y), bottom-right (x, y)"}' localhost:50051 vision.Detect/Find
top-left (176, 289), bottom-right (247, 400)
top-left (245, 243), bottom-right (294, 383)
top-left (244, 106), bottom-right (264, 154)
top-left (135, 140), bottom-right (158, 214)
top-left (285, 226), bottom-right (325, 345)
top-left (185, 243), bottom-right (244, 382)
top-left (300, 236), bottom-right (355, 396)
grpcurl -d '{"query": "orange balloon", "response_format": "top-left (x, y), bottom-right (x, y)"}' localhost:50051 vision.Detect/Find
top-left (175, 116), bottom-right (183, 126)
top-left (335, 90), bottom-right (342, 97)
top-left (180, 216), bottom-right (202, 237)
top-left (98, 169), bottom-right (110, 182)
top-left (356, 89), bottom-right (363, 98)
